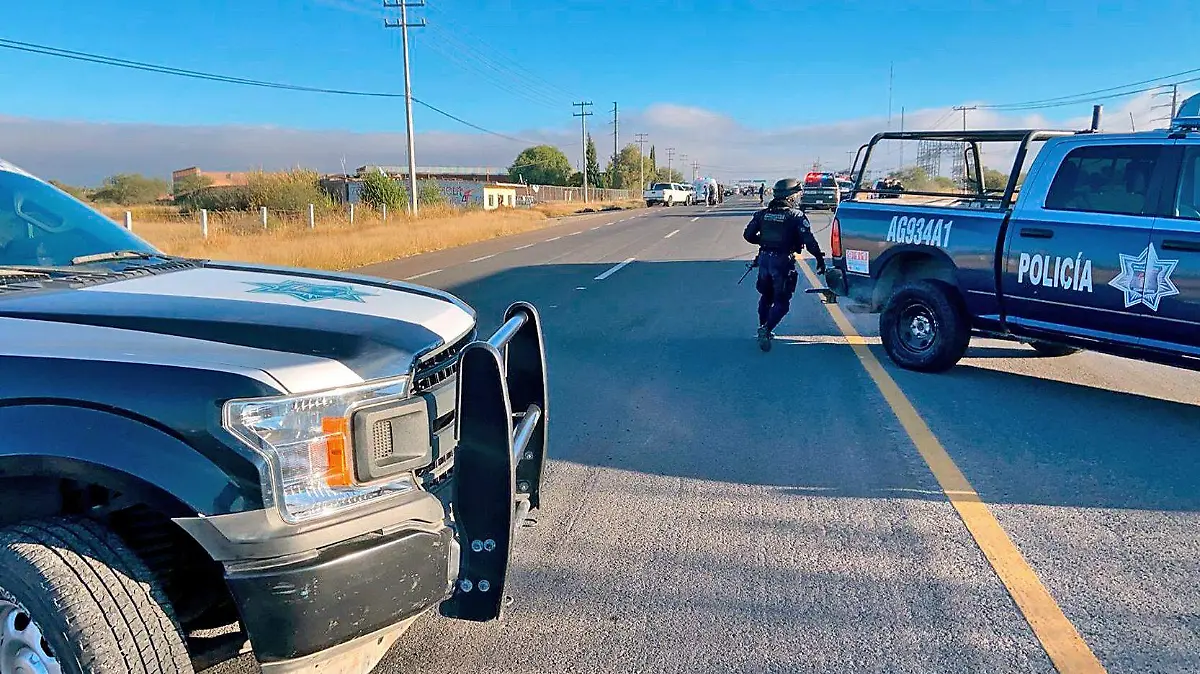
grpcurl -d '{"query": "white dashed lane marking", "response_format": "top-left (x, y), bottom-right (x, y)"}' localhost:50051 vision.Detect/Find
top-left (514, 243), bottom-right (535, 250)
top-left (665, 229), bottom-right (680, 239)
top-left (404, 269), bottom-right (442, 280)
top-left (469, 254), bottom-right (495, 263)
top-left (594, 257), bottom-right (635, 281)
top-left (546, 236), bottom-right (561, 242)
top-left (690, 216), bottom-right (699, 221)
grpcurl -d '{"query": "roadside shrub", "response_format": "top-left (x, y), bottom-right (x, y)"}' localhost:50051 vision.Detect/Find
top-left (178, 185), bottom-right (252, 212)
top-left (247, 169), bottom-right (333, 213)
top-left (418, 180), bottom-right (446, 207)
top-left (359, 171), bottom-right (408, 212)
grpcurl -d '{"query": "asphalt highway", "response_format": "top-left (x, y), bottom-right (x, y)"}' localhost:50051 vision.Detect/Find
top-left (214, 198), bottom-right (1200, 674)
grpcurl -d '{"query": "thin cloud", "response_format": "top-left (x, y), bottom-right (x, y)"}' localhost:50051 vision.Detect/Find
top-left (1, 91), bottom-right (1187, 186)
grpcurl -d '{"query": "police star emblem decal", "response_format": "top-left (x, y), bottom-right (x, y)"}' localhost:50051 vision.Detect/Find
top-left (1107, 243), bottom-right (1179, 312)
top-left (244, 279), bottom-right (377, 303)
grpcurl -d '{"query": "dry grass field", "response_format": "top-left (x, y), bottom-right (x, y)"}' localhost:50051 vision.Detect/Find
top-left (97, 200), bottom-right (641, 270)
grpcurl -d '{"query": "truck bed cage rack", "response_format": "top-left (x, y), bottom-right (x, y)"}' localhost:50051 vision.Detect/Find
top-left (850, 129), bottom-right (1080, 208)
top-left (866, 129), bottom-right (1078, 143)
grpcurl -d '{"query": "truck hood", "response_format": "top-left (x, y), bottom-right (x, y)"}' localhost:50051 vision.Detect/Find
top-left (0, 262), bottom-right (476, 392)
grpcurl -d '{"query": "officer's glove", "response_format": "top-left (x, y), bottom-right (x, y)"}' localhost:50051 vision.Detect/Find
top-left (815, 255), bottom-right (827, 275)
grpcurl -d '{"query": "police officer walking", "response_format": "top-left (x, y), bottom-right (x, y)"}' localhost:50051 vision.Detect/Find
top-left (758, 183), bottom-right (765, 205)
top-left (743, 178), bottom-right (826, 351)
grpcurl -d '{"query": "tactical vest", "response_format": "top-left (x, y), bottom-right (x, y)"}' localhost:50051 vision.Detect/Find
top-left (758, 209), bottom-right (791, 249)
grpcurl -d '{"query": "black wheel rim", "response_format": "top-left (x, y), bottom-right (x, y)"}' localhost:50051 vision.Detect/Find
top-left (896, 302), bottom-right (939, 354)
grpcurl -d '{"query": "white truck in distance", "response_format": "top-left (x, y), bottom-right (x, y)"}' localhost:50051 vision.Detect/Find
top-left (644, 182), bottom-right (692, 207)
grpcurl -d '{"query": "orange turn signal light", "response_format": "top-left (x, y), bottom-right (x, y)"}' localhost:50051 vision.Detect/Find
top-left (321, 417), bottom-right (353, 487)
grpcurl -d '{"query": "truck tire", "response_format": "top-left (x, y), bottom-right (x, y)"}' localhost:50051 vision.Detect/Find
top-left (1029, 342), bottom-right (1081, 358)
top-left (0, 517), bottom-right (193, 674)
top-left (880, 280), bottom-right (970, 373)
top-left (665, 196), bottom-right (674, 207)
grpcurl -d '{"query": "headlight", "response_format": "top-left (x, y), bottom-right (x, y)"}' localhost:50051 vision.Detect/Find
top-left (223, 376), bottom-right (413, 524)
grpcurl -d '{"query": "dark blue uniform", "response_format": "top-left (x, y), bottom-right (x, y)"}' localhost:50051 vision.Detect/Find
top-left (743, 199), bottom-right (825, 332)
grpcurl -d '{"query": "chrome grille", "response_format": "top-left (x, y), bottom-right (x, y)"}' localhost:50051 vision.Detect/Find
top-left (412, 330), bottom-right (474, 393)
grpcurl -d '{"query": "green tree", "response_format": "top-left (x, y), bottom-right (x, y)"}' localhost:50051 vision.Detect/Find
top-left (610, 144), bottom-right (654, 191)
top-left (585, 134), bottom-right (603, 189)
top-left (359, 171), bottom-right (408, 212)
top-left (91, 173), bottom-right (171, 205)
top-left (507, 145), bottom-right (572, 186)
top-left (173, 173), bottom-right (213, 198)
top-left (653, 167), bottom-right (684, 183)
top-left (48, 180), bottom-right (92, 201)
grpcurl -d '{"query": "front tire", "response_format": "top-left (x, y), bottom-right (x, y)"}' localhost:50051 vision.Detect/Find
top-left (0, 518), bottom-right (193, 674)
top-left (665, 196), bottom-right (674, 207)
top-left (1029, 342), bottom-right (1081, 358)
top-left (880, 280), bottom-right (970, 373)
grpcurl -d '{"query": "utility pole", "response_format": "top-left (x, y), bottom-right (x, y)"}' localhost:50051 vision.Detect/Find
top-left (887, 62), bottom-right (894, 130)
top-left (635, 133), bottom-right (649, 190)
top-left (900, 106), bottom-right (906, 168)
top-left (611, 102), bottom-right (619, 188)
top-left (691, 161), bottom-right (699, 181)
top-left (573, 101), bottom-right (593, 202)
top-left (384, 0), bottom-right (426, 216)
top-left (679, 154), bottom-right (688, 181)
top-left (666, 147), bottom-right (676, 182)
top-left (1152, 83), bottom-right (1180, 124)
top-left (953, 105), bottom-right (977, 131)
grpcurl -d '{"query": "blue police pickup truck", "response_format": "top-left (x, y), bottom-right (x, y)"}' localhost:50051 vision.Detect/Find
top-left (822, 96), bottom-right (1200, 373)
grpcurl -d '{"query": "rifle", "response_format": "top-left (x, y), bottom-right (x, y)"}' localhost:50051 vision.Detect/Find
top-left (737, 258), bottom-right (758, 285)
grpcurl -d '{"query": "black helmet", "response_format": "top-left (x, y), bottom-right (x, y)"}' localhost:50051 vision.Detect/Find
top-left (773, 178), bottom-right (802, 199)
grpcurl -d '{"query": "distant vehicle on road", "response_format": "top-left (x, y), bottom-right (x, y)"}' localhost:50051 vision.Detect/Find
top-left (824, 96), bottom-right (1200, 373)
top-left (0, 158), bottom-right (549, 673)
top-left (873, 177), bottom-right (904, 198)
top-left (799, 171), bottom-right (840, 211)
top-left (644, 182), bottom-right (692, 207)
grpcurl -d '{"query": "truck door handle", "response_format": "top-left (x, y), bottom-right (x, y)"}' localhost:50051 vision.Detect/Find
top-left (1019, 227), bottom-right (1054, 239)
top-left (1162, 239), bottom-right (1200, 252)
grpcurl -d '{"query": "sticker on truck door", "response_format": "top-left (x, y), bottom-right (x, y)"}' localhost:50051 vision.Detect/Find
top-left (1108, 243), bottom-right (1179, 311)
top-left (845, 249), bottom-right (870, 274)
top-left (885, 216), bottom-right (952, 247)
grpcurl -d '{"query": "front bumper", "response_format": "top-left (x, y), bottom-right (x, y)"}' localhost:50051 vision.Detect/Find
top-left (185, 302), bottom-right (549, 673)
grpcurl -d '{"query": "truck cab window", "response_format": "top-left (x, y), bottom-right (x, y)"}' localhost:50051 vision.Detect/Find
top-left (1044, 144), bottom-right (1160, 216)
top-left (1174, 147), bottom-right (1200, 220)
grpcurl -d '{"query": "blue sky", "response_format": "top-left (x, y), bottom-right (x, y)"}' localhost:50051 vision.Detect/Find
top-left (1, 0), bottom-right (1197, 183)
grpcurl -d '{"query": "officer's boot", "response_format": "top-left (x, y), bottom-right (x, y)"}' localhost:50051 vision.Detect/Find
top-left (756, 326), bottom-right (772, 352)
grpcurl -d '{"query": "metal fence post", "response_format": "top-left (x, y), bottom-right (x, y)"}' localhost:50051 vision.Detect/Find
top-left (382, 204), bottom-right (388, 223)
top-left (260, 206), bottom-right (268, 230)
top-left (308, 203), bottom-right (315, 229)
top-left (124, 211), bottom-right (132, 231)
top-left (349, 202), bottom-right (355, 225)
top-left (201, 209), bottom-right (209, 239)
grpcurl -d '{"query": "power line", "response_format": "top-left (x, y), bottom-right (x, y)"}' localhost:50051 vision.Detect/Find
top-left (982, 66), bottom-right (1200, 110)
top-left (0, 37), bottom-right (545, 146)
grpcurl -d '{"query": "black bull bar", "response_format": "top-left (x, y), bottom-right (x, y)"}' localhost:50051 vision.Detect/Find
top-left (440, 301), bottom-right (548, 622)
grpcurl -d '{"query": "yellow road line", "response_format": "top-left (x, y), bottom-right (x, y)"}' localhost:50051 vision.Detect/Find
top-left (797, 262), bottom-right (1106, 674)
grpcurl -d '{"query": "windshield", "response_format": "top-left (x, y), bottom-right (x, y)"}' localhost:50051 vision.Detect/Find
top-left (651, 183), bottom-right (670, 190)
top-left (0, 171), bottom-right (156, 267)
